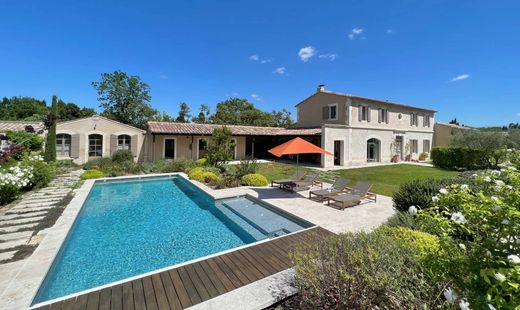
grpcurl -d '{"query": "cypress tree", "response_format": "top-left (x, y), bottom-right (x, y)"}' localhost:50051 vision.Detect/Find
top-left (44, 95), bottom-right (58, 162)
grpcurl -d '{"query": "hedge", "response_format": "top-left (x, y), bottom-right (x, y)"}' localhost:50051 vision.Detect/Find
top-left (241, 173), bottom-right (269, 186)
top-left (430, 147), bottom-right (487, 170)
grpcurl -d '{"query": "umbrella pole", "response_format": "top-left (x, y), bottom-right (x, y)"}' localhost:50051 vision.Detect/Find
top-left (297, 154), bottom-right (299, 174)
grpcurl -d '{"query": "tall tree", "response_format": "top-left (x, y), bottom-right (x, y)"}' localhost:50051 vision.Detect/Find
top-left (80, 107), bottom-right (97, 118)
top-left (192, 104), bottom-right (211, 124)
top-left (175, 102), bottom-right (191, 123)
top-left (44, 96), bottom-right (58, 162)
top-left (271, 109), bottom-right (293, 128)
top-left (92, 70), bottom-right (156, 129)
top-left (0, 96), bottom-right (48, 121)
top-left (206, 127), bottom-right (235, 167)
top-left (211, 98), bottom-right (275, 126)
top-left (57, 100), bottom-right (81, 120)
top-left (152, 111), bottom-right (176, 122)
top-left (449, 118), bottom-right (460, 126)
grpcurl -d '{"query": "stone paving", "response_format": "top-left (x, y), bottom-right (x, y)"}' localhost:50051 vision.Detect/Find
top-left (0, 170), bottom-right (82, 264)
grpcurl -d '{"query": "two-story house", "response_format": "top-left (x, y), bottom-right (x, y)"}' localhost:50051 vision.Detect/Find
top-left (293, 85), bottom-right (436, 167)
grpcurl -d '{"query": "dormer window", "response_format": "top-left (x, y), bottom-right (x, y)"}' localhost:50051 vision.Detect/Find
top-left (410, 113), bottom-right (418, 126)
top-left (322, 104), bottom-right (338, 120)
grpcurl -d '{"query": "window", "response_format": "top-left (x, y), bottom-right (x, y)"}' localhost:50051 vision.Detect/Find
top-left (423, 114), bottom-right (431, 127)
top-left (164, 139), bottom-right (176, 159)
top-left (360, 106), bottom-right (370, 121)
top-left (410, 113), bottom-right (418, 126)
top-left (56, 134), bottom-right (71, 157)
top-left (117, 135), bottom-right (131, 151)
top-left (88, 134), bottom-right (103, 157)
top-left (423, 139), bottom-right (431, 153)
top-left (410, 139), bottom-right (418, 153)
top-left (322, 104), bottom-right (338, 120)
top-left (379, 108), bottom-right (388, 123)
top-left (198, 138), bottom-right (208, 159)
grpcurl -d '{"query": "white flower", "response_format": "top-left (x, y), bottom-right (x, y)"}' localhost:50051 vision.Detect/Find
top-left (502, 219), bottom-right (510, 225)
top-left (458, 243), bottom-right (466, 251)
top-left (494, 272), bottom-right (506, 282)
top-left (451, 212), bottom-right (467, 224)
top-left (507, 254), bottom-right (520, 264)
top-left (483, 176), bottom-right (492, 182)
top-left (443, 287), bottom-right (458, 303)
top-left (506, 185), bottom-right (513, 190)
top-left (491, 196), bottom-right (499, 202)
top-left (408, 205), bottom-right (418, 215)
top-left (491, 170), bottom-right (501, 175)
top-left (460, 184), bottom-right (469, 190)
top-left (459, 299), bottom-right (470, 310)
top-left (495, 180), bottom-right (504, 186)
top-left (432, 195), bottom-right (439, 202)
top-left (492, 206), bottom-right (502, 212)
top-left (488, 304), bottom-right (497, 310)
top-left (439, 188), bottom-right (448, 194)
top-left (472, 173), bottom-right (478, 177)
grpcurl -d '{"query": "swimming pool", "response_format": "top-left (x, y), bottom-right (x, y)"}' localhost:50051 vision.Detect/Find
top-left (32, 175), bottom-right (313, 305)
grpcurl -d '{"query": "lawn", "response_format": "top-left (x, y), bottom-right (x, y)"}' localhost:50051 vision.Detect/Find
top-left (257, 163), bottom-right (458, 196)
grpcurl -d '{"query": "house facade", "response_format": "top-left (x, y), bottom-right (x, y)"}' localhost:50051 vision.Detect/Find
top-left (433, 122), bottom-right (472, 147)
top-left (294, 85), bottom-right (436, 167)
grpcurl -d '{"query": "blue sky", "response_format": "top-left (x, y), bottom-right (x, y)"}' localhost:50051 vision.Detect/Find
top-left (0, 1), bottom-right (519, 127)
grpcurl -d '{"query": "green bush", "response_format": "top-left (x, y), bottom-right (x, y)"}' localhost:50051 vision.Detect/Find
top-left (187, 167), bottom-right (205, 182)
top-left (431, 146), bottom-right (488, 170)
top-left (377, 226), bottom-right (440, 259)
top-left (241, 173), bottom-right (268, 186)
top-left (111, 149), bottom-right (133, 164)
top-left (290, 231), bottom-right (448, 309)
top-left (6, 131), bottom-right (44, 151)
top-left (83, 157), bottom-right (112, 170)
top-left (418, 152), bottom-right (429, 161)
top-left (393, 178), bottom-right (453, 212)
top-left (201, 171), bottom-right (220, 184)
top-left (0, 183), bottom-right (20, 205)
top-left (159, 160), bottom-right (190, 173)
top-left (195, 158), bottom-right (207, 166)
top-left (24, 159), bottom-right (56, 189)
top-left (80, 169), bottom-right (104, 180)
top-left (233, 158), bottom-right (259, 178)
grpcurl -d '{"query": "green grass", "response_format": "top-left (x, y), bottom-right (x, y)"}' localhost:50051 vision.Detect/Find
top-left (256, 163), bottom-right (458, 196)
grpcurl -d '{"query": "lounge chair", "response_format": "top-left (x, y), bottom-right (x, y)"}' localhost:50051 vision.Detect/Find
top-left (308, 178), bottom-right (350, 202)
top-left (327, 181), bottom-right (374, 209)
top-left (284, 172), bottom-right (319, 192)
top-left (271, 170), bottom-right (305, 188)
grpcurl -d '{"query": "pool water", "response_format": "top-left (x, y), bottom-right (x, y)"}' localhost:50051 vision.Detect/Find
top-left (33, 176), bottom-right (311, 304)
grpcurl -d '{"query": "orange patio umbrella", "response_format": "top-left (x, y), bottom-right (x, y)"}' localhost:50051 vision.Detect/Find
top-left (268, 137), bottom-right (333, 172)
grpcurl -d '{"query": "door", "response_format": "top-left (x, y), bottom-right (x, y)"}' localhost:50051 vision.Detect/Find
top-left (395, 136), bottom-right (403, 160)
top-left (164, 139), bottom-right (176, 159)
top-left (334, 141), bottom-right (341, 166)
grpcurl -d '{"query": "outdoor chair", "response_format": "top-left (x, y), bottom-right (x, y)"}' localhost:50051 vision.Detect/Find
top-left (284, 172), bottom-right (319, 192)
top-left (308, 178), bottom-right (350, 202)
top-left (271, 170), bottom-right (305, 188)
top-left (327, 181), bottom-right (374, 209)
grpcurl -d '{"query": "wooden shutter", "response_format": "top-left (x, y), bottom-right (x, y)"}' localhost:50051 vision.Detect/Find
top-left (322, 106), bottom-right (329, 120)
top-left (367, 107), bottom-right (371, 122)
top-left (378, 109), bottom-right (382, 123)
top-left (70, 134), bottom-right (80, 158)
top-left (131, 135), bottom-right (138, 157)
top-left (386, 109), bottom-right (389, 124)
top-left (110, 135), bottom-right (118, 155)
top-left (358, 105), bottom-right (362, 121)
top-left (410, 113), bottom-right (413, 126)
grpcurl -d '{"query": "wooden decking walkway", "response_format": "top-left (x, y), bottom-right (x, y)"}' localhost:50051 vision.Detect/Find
top-left (33, 227), bottom-right (332, 310)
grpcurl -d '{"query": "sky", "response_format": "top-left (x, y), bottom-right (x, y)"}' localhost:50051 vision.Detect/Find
top-left (0, 1), bottom-right (519, 127)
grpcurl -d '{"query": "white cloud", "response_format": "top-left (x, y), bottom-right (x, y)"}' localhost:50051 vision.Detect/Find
top-left (273, 67), bottom-right (286, 75)
top-left (261, 59), bottom-right (271, 64)
top-left (298, 46), bottom-right (316, 62)
top-left (249, 54), bottom-right (259, 61)
top-left (348, 27), bottom-right (364, 40)
top-left (516, 112), bottom-right (520, 117)
top-left (387, 29), bottom-right (393, 34)
top-left (251, 94), bottom-right (262, 101)
top-left (450, 74), bottom-right (470, 82)
top-left (159, 74), bottom-right (168, 80)
top-left (319, 53), bottom-right (338, 61)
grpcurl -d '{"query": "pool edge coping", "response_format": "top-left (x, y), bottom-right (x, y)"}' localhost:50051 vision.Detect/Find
top-left (2, 172), bottom-right (315, 310)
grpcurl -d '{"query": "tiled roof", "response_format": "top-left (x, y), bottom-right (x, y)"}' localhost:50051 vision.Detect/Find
top-left (0, 121), bottom-right (45, 133)
top-left (148, 122), bottom-right (322, 136)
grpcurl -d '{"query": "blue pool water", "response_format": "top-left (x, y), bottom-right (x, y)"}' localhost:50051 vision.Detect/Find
top-left (33, 176), bottom-right (312, 304)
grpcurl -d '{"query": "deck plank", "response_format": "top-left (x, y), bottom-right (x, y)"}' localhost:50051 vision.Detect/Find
top-left (47, 227), bottom-right (333, 310)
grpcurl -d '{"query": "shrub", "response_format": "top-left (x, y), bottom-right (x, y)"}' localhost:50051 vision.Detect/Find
top-left (201, 171), bottom-right (220, 184)
top-left (22, 155), bottom-right (56, 189)
top-left (0, 144), bottom-right (25, 163)
top-left (43, 95), bottom-right (58, 163)
top-left (187, 167), bottom-right (205, 182)
top-left (418, 152), bottom-right (429, 161)
top-left (80, 169), bottom-right (104, 180)
top-left (233, 158), bottom-right (259, 178)
top-left (241, 173), bottom-right (268, 186)
top-left (6, 131), bottom-right (44, 151)
top-left (290, 231), bottom-right (448, 309)
top-left (83, 157), bottom-right (112, 170)
top-left (393, 178), bottom-right (453, 212)
top-left (159, 160), bottom-right (190, 173)
top-left (195, 158), bottom-right (207, 166)
top-left (377, 226), bottom-right (440, 259)
top-left (206, 127), bottom-right (235, 167)
top-left (0, 162), bottom-right (34, 205)
top-left (431, 146), bottom-right (491, 170)
top-left (111, 149), bottom-right (133, 164)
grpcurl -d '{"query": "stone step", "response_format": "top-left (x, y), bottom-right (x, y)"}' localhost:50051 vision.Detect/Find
top-left (14, 202), bottom-right (56, 208)
top-left (0, 216), bottom-right (45, 226)
top-left (23, 197), bottom-right (63, 202)
top-left (29, 192), bottom-right (69, 197)
top-left (0, 250), bottom-right (17, 262)
top-left (0, 231), bottom-right (33, 242)
top-left (0, 223), bottom-right (38, 233)
top-left (0, 238), bottom-right (28, 251)
top-left (0, 211), bottom-right (47, 221)
top-left (7, 206), bottom-right (54, 214)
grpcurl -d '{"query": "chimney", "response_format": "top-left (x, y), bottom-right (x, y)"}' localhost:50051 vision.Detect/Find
top-left (317, 84), bottom-right (325, 92)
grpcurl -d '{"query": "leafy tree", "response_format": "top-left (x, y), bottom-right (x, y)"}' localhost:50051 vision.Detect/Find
top-left (92, 70), bottom-right (156, 129)
top-left (80, 107), bottom-right (97, 118)
top-left (271, 108), bottom-right (293, 128)
top-left (206, 127), bottom-right (235, 167)
top-left (449, 118), bottom-right (460, 126)
top-left (0, 97), bottom-right (48, 121)
top-left (175, 102), bottom-right (191, 123)
top-left (211, 98), bottom-right (275, 126)
top-left (57, 100), bottom-right (82, 120)
top-left (451, 130), bottom-right (508, 167)
top-left (192, 104), bottom-right (211, 124)
top-left (152, 111), bottom-right (176, 122)
top-left (44, 96), bottom-right (58, 162)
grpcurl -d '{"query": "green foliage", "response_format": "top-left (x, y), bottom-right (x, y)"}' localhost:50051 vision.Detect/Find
top-left (23, 157), bottom-right (56, 189)
top-left (80, 169), bottom-right (105, 180)
top-left (194, 158), bottom-right (207, 167)
top-left (206, 127), bottom-right (235, 167)
top-left (377, 226), bottom-right (440, 259)
top-left (0, 96), bottom-right (48, 121)
top-left (418, 152), bottom-right (429, 161)
top-left (431, 146), bottom-right (489, 170)
top-left (43, 96), bottom-right (58, 162)
top-left (157, 160), bottom-right (191, 173)
top-left (451, 130), bottom-right (510, 167)
top-left (187, 167), bottom-right (205, 182)
top-left (92, 70), bottom-right (156, 129)
top-left (233, 158), bottom-right (259, 178)
top-left (241, 173), bottom-right (268, 186)
top-left (111, 149), bottom-right (134, 164)
top-left (175, 102), bottom-right (191, 123)
top-left (393, 178), bottom-right (454, 212)
top-left (57, 99), bottom-right (81, 121)
top-left (191, 104), bottom-right (211, 124)
top-left (83, 157), bottom-right (113, 170)
top-left (80, 107), bottom-right (97, 118)
top-left (290, 231), bottom-right (448, 309)
top-left (6, 131), bottom-right (44, 151)
top-left (210, 98), bottom-right (292, 127)
top-left (201, 171), bottom-right (220, 184)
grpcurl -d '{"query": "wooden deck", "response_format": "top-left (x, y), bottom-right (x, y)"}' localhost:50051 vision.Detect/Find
top-left (33, 227), bottom-right (332, 310)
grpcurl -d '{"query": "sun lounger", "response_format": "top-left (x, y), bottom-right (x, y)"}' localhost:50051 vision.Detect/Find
top-left (327, 181), bottom-right (373, 209)
top-left (284, 172), bottom-right (319, 192)
top-left (271, 170), bottom-right (305, 188)
top-left (309, 178), bottom-right (350, 202)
